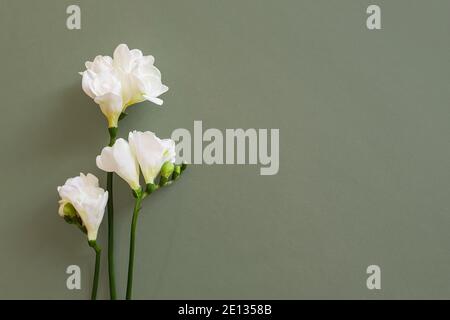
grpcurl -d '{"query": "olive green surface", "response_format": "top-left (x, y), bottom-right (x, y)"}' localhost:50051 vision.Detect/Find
top-left (0, 0), bottom-right (449, 299)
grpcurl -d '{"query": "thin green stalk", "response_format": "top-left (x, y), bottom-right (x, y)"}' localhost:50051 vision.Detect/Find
top-left (107, 127), bottom-right (117, 300)
top-left (123, 166), bottom-right (186, 300)
top-left (88, 241), bottom-right (101, 300)
top-left (126, 191), bottom-right (143, 300)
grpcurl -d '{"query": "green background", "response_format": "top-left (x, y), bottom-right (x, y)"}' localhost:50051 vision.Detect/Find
top-left (0, 0), bottom-right (449, 299)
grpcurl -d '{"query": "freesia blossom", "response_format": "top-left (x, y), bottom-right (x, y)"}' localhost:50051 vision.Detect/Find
top-left (128, 130), bottom-right (176, 184)
top-left (113, 44), bottom-right (169, 106)
top-left (57, 173), bottom-right (108, 241)
top-left (80, 44), bottom-right (168, 128)
top-left (96, 138), bottom-right (141, 190)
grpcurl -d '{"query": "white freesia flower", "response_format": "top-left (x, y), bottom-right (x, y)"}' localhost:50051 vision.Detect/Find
top-left (80, 44), bottom-right (168, 128)
top-left (57, 173), bottom-right (108, 241)
top-left (96, 138), bottom-right (141, 190)
top-left (128, 131), bottom-right (176, 184)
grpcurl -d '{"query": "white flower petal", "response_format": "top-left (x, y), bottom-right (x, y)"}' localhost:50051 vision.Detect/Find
top-left (144, 95), bottom-right (164, 106)
top-left (128, 131), bottom-right (176, 184)
top-left (96, 139), bottom-right (141, 190)
top-left (113, 44), bottom-right (135, 72)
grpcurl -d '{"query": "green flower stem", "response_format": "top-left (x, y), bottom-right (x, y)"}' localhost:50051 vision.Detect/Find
top-left (125, 165), bottom-right (187, 300)
top-left (88, 240), bottom-right (102, 300)
top-left (126, 190), bottom-right (144, 300)
top-left (107, 127), bottom-right (117, 300)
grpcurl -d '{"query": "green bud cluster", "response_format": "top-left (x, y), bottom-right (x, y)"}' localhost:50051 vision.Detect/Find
top-left (158, 162), bottom-right (187, 187)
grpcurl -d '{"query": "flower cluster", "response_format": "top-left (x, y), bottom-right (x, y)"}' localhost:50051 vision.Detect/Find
top-left (56, 44), bottom-right (186, 300)
top-left (57, 130), bottom-right (179, 241)
top-left (81, 44), bottom-right (168, 128)
top-left (96, 130), bottom-right (176, 191)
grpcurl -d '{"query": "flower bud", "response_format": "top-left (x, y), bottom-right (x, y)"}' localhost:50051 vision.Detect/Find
top-left (159, 161), bottom-right (174, 186)
top-left (146, 183), bottom-right (158, 194)
top-left (61, 203), bottom-right (87, 234)
top-left (62, 202), bottom-right (77, 220)
top-left (172, 165), bottom-right (181, 180)
top-left (161, 161), bottom-right (174, 179)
